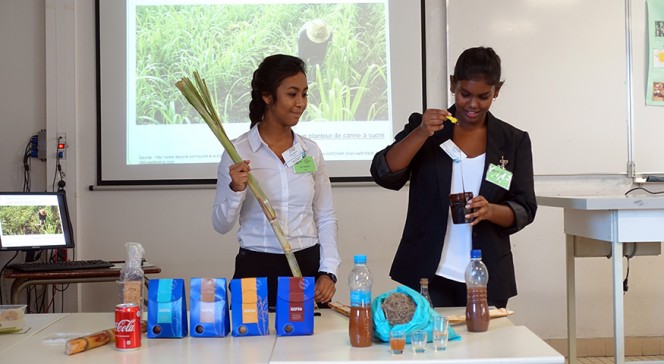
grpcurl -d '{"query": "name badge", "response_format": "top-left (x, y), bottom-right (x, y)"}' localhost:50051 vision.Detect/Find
top-left (294, 156), bottom-right (317, 173)
top-left (485, 163), bottom-right (513, 190)
top-left (283, 144), bottom-right (305, 167)
top-left (439, 140), bottom-right (466, 162)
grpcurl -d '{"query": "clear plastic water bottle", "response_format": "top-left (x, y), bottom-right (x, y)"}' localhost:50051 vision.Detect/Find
top-left (465, 249), bottom-right (490, 332)
top-left (348, 254), bottom-right (374, 347)
top-left (119, 242), bottom-right (145, 312)
top-left (419, 278), bottom-right (434, 308)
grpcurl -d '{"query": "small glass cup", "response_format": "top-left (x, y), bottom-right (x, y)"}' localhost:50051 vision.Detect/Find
top-left (433, 316), bottom-right (449, 352)
top-left (411, 329), bottom-right (427, 354)
top-left (449, 191), bottom-right (474, 224)
top-left (389, 330), bottom-right (406, 355)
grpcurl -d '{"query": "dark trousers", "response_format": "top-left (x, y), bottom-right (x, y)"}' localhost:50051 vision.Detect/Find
top-left (429, 275), bottom-right (508, 309)
top-left (232, 245), bottom-right (320, 309)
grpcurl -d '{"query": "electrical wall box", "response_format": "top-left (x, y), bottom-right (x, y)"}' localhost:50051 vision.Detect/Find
top-left (37, 129), bottom-right (47, 161)
top-left (57, 132), bottom-right (67, 159)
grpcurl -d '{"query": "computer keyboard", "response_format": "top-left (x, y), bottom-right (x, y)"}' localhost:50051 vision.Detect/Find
top-left (8, 259), bottom-right (114, 272)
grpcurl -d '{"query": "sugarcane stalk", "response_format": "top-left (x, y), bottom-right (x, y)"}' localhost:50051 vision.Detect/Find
top-left (175, 72), bottom-right (302, 278)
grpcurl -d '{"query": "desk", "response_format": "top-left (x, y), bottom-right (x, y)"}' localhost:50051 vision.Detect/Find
top-left (271, 307), bottom-right (563, 363)
top-left (0, 313), bottom-right (68, 353)
top-left (538, 195), bottom-right (664, 364)
top-left (0, 308), bottom-right (563, 364)
top-left (3, 263), bottom-right (161, 305)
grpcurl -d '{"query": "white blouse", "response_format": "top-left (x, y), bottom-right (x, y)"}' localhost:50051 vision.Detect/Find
top-left (436, 153), bottom-right (486, 282)
top-left (211, 124), bottom-right (340, 275)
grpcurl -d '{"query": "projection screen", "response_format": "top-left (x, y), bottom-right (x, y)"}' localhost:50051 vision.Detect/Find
top-left (96, 0), bottom-right (425, 185)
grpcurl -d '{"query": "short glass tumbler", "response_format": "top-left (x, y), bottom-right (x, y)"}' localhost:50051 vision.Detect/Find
top-left (433, 316), bottom-right (449, 352)
top-left (389, 330), bottom-right (406, 355)
top-left (411, 330), bottom-right (427, 354)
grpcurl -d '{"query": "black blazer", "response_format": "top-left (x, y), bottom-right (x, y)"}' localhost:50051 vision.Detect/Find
top-left (370, 106), bottom-right (537, 301)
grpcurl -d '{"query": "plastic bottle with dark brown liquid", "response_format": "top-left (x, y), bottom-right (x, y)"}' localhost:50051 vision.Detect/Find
top-left (465, 249), bottom-right (490, 332)
top-left (348, 254), bottom-right (374, 347)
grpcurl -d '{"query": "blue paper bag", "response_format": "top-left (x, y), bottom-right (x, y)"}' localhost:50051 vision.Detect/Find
top-left (230, 277), bottom-right (269, 336)
top-left (275, 276), bottom-right (315, 336)
top-left (147, 278), bottom-right (188, 338)
top-left (189, 277), bottom-right (230, 337)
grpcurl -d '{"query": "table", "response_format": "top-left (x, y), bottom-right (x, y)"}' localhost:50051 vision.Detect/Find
top-left (3, 262), bottom-right (161, 305)
top-left (0, 308), bottom-right (563, 364)
top-left (0, 313), bottom-right (68, 353)
top-left (270, 308), bottom-right (563, 363)
top-left (3, 312), bottom-right (276, 364)
top-left (538, 195), bottom-right (664, 364)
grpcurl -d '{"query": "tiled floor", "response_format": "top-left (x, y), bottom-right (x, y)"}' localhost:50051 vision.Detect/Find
top-left (572, 356), bottom-right (664, 363)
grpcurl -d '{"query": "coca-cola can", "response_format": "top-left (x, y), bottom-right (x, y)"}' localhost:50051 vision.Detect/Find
top-left (115, 303), bottom-right (141, 351)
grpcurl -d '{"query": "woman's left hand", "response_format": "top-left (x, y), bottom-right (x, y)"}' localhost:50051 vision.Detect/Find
top-left (466, 195), bottom-right (516, 227)
top-left (314, 275), bottom-right (336, 303)
top-left (467, 195), bottom-right (492, 226)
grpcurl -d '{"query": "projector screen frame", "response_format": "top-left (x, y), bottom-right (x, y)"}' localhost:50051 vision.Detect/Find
top-left (95, 0), bottom-right (428, 186)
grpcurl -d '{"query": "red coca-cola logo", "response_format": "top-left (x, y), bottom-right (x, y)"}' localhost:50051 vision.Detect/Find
top-left (116, 319), bottom-right (135, 333)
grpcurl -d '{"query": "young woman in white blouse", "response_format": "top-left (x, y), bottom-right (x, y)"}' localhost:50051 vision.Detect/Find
top-left (212, 54), bottom-right (340, 308)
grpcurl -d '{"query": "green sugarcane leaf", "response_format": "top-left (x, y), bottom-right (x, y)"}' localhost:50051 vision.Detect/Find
top-left (175, 71), bottom-right (302, 278)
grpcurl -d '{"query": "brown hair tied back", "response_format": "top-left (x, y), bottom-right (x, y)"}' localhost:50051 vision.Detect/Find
top-left (248, 54), bottom-right (307, 128)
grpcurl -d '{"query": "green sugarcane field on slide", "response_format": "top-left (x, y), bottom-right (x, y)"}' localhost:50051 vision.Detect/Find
top-left (136, 3), bottom-right (389, 126)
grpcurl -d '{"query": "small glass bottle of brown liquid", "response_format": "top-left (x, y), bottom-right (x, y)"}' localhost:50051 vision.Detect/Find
top-left (465, 249), bottom-right (490, 332)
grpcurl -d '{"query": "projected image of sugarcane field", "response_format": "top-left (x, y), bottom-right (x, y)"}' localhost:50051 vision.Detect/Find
top-left (125, 1), bottom-right (394, 167)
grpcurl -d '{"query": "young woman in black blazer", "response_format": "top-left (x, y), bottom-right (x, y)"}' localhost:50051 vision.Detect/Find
top-left (371, 47), bottom-right (537, 308)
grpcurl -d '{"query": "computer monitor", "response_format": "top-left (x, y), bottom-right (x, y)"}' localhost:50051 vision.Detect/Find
top-left (0, 192), bottom-right (75, 252)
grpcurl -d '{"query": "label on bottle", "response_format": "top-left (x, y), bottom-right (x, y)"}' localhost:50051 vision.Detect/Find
top-left (123, 280), bottom-right (142, 307)
top-left (350, 291), bottom-right (371, 306)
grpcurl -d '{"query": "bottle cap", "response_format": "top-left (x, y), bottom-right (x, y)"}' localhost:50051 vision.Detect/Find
top-left (471, 249), bottom-right (482, 259)
top-left (353, 254), bottom-right (367, 264)
top-left (420, 277), bottom-right (429, 285)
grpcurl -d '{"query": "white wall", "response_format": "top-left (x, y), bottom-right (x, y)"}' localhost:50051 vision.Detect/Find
top-left (2, 0), bottom-right (664, 341)
top-left (0, 1), bottom-right (46, 192)
top-left (0, 0), bottom-right (48, 304)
